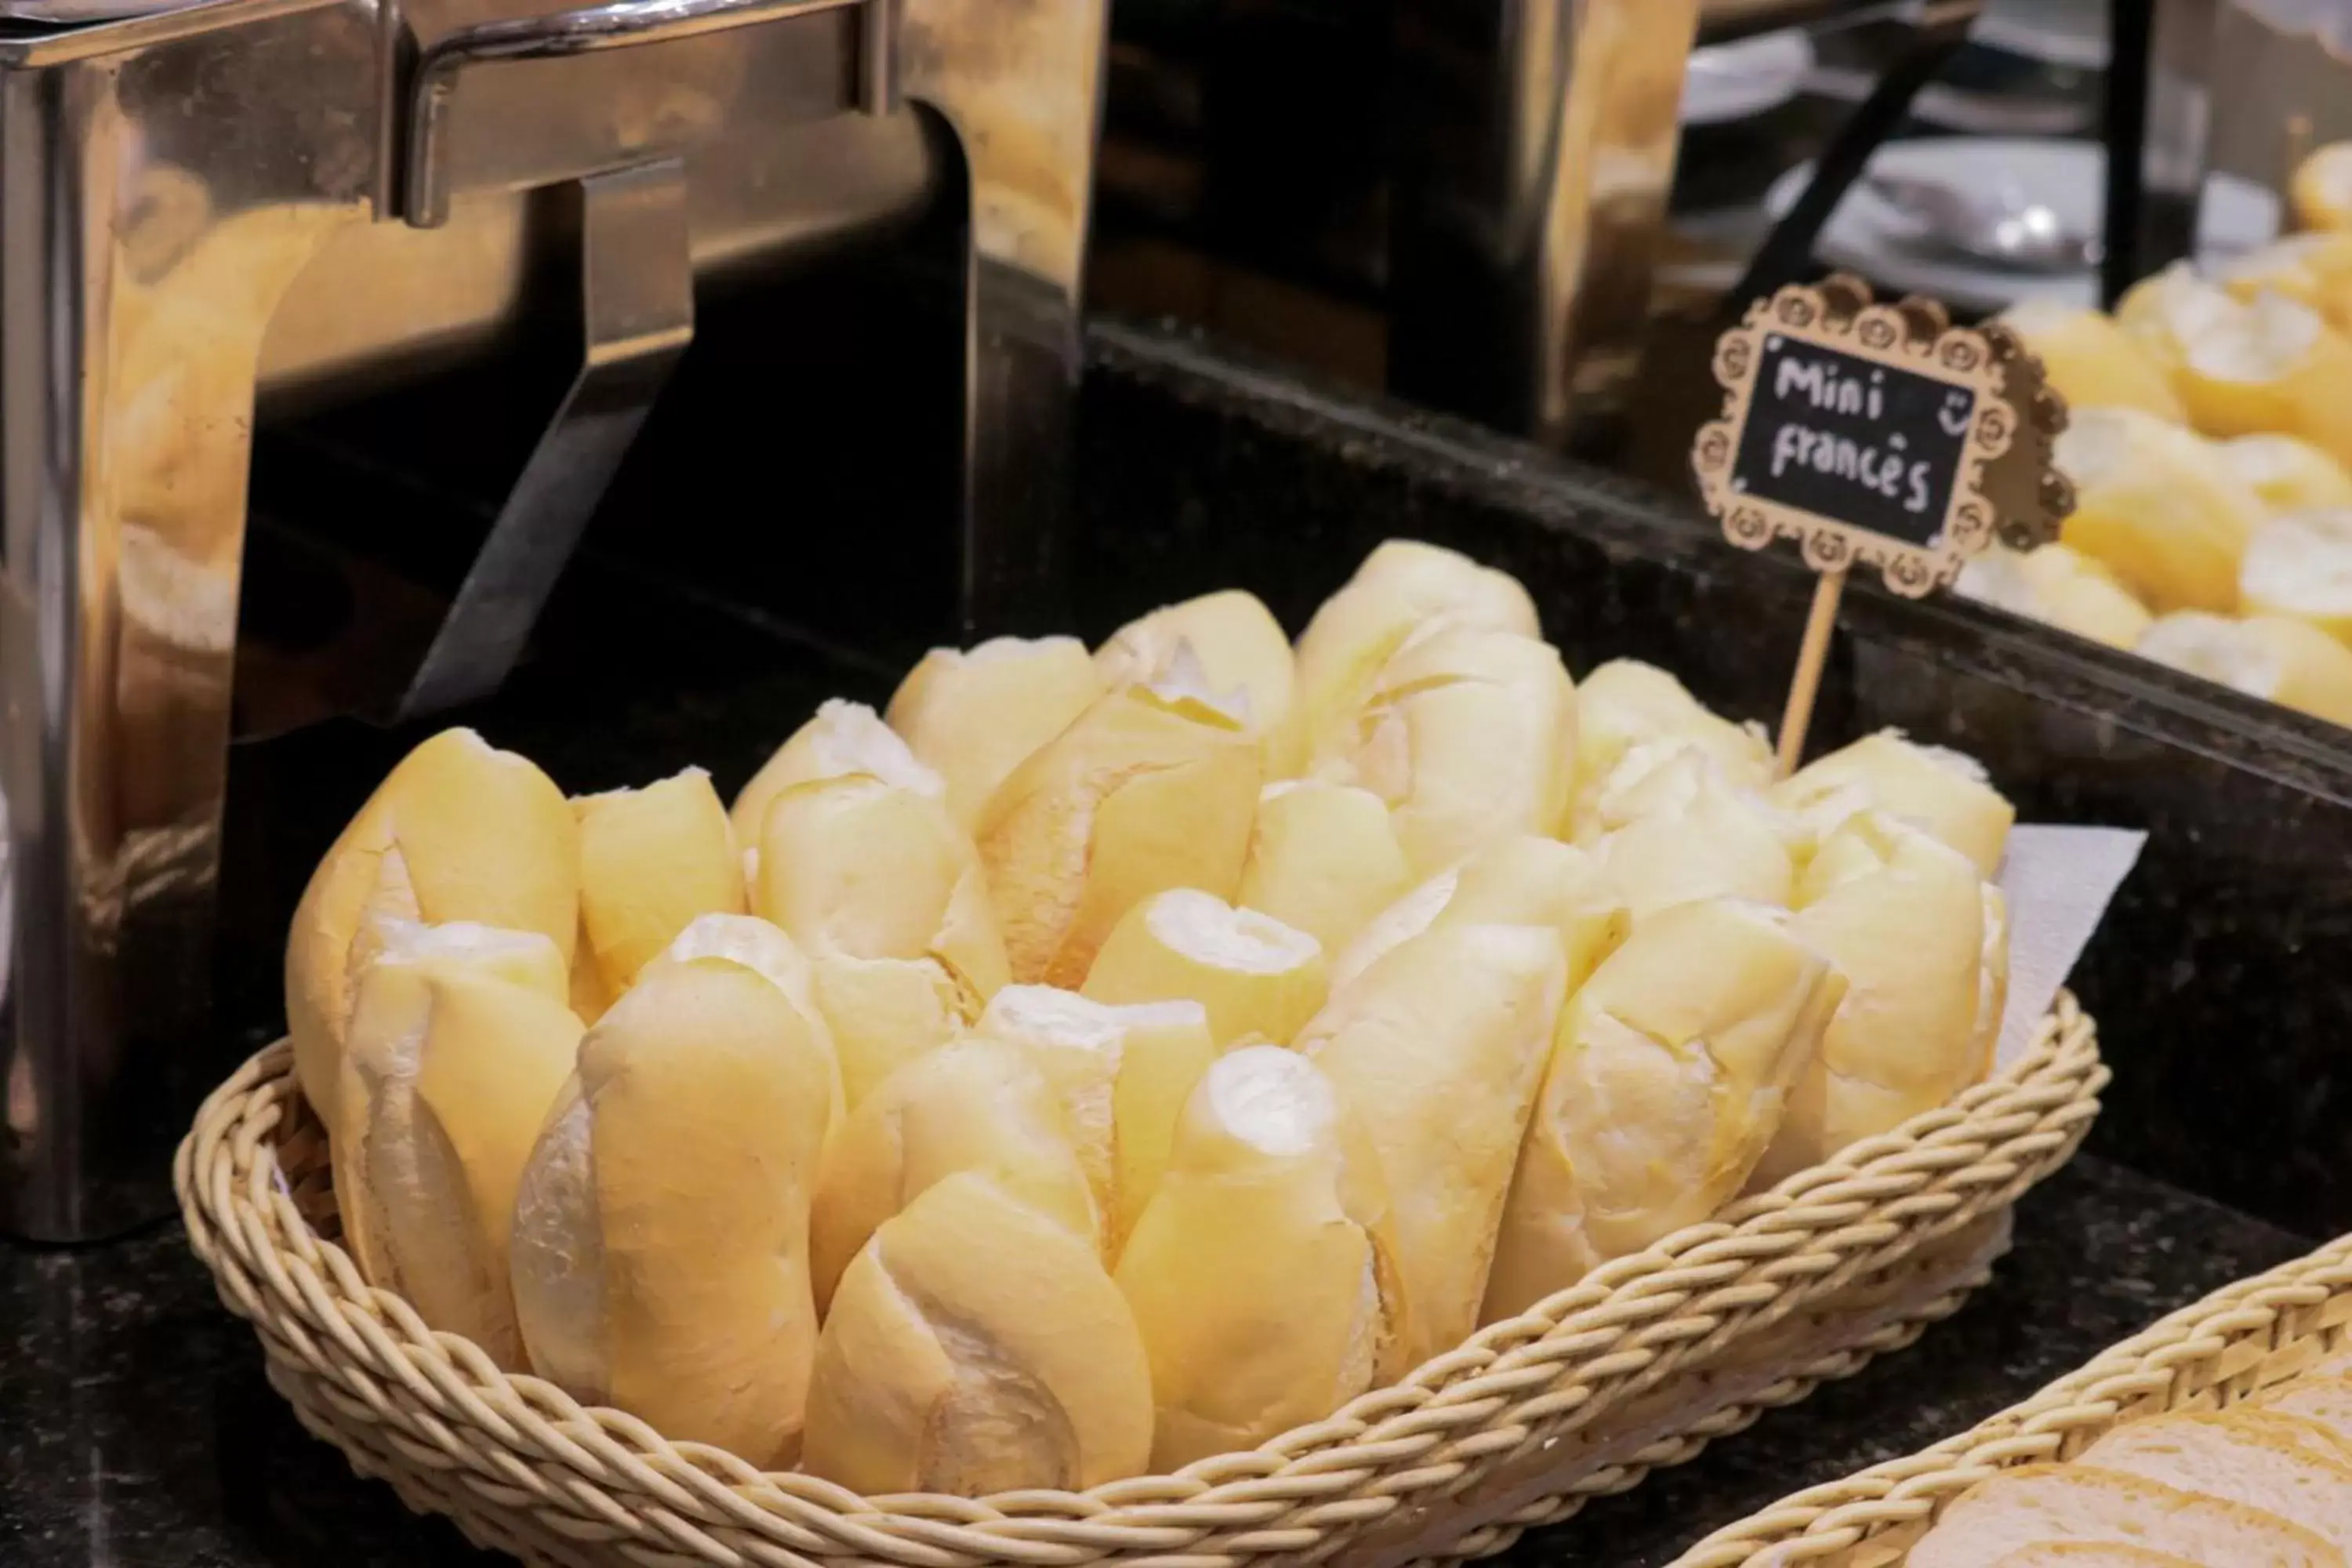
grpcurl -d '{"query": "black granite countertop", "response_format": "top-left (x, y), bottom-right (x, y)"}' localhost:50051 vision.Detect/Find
top-left (0, 1157), bottom-right (2314, 1567)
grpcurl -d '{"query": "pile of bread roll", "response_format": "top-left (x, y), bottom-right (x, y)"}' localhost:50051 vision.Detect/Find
top-left (1909, 1348), bottom-right (2352, 1566)
top-left (1966, 140), bottom-right (2352, 728)
top-left (284, 539), bottom-right (2015, 1495)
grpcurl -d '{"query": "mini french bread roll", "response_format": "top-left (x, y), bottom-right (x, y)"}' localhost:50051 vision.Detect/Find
top-left (1481, 898), bottom-right (1842, 1320)
top-left (1332, 835), bottom-right (1629, 995)
top-left (1750, 812), bottom-right (1997, 1187)
top-left (2054, 406), bottom-right (2267, 615)
top-left (886, 637), bottom-right (1103, 832)
top-left (975, 985), bottom-right (1218, 1256)
top-left (335, 927), bottom-right (580, 1367)
top-left (634, 913), bottom-right (848, 1137)
top-left (287, 728), bottom-right (578, 1128)
top-left (1995, 299), bottom-right (2188, 423)
top-left (574, 768), bottom-right (745, 998)
top-left (804, 1172), bottom-right (1153, 1495)
top-left (2176, 292), bottom-right (2352, 464)
top-left (1591, 751), bottom-right (1798, 920)
top-left (754, 774), bottom-right (1008, 1105)
top-left (1957, 543), bottom-right (2155, 651)
top-left (1236, 781), bottom-right (1417, 956)
top-left (1115, 1046), bottom-right (1407, 1468)
top-left (1081, 889), bottom-right (1327, 1047)
top-left (1769, 730), bottom-right (2015, 879)
top-left (977, 673), bottom-right (1261, 987)
top-left (1285, 539), bottom-right (1540, 775)
top-left (2116, 263), bottom-right (2241, 384)
top-left (2224, 434), bottom-right (2352, 516)
top-left (2216, 234), bottom-right (2352, 335)
top-left (1314, 624), bottom-right (1577, 873)
top-left (811, 1038), bottom-right (1098, 1313)
top-left (2139, 610), bottom-right (2352, 726)
top-left (1298, 922), bottom-right (1566, 1362)
top-left (1573, 659), bottom-right (1773, 825)
top-left (730, 699), bottom-right (943, 852)
top-left (2241, 509), bottom-right (2352, 646)
top-left (509, 953), bottom-right (837, 1468)
top-left (1097, 590), bottom-right (1296, 746)
top-left (2296, 141), bottom-right (2352, 233)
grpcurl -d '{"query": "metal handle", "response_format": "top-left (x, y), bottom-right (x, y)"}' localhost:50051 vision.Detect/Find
top-left (402, 0), bottom-right (895, 226)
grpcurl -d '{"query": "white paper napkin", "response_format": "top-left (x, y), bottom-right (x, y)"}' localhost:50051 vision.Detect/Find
top-left (1993, 824), bottom-right (2148, 1066)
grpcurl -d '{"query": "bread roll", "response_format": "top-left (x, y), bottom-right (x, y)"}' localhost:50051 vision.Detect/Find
top-left (287, 728), bottom-right (577, 1127)
top-left (2080, 1412), bottom-right (2352, 1555)
top-left (508, 954), bottom-right (837, 1468)
top-left (1081, 888), bottom-right (1327, 1047)
top-left (1286, 539), bottom-right (1539, 775)
top-left (730, 699), bottom-right (943, 852)
top-left (811, 1038), bottom-right (1098, 1313)
top-left (753, 774), bottom-right (1009, 1105)
top-left (886, 637), bottom-right (1103, 831)
top-left (2241, 509), bottom-right (2352, 647)
top-left (1481, 898), bottom-right (1842, 1320)
top-left (2223, 434), bottom-right (2352, 517)
top-left (803, 1171), bottom-right (1153, 1494)
top-left (1298, 922), bottom-right (1566, 1361)
top-left (1115, 1046), bottom-right (1407, 1467)
top-left (1573, 659), bottom-right (1773, 822)
top-left (974, 985), bottom-right (1218, 1256)
top-left (1958, 543), bottom-right (2155, 652)
top-left (2172, 292), bottom-right (2352, 464)
top-left (1309, 624), bottom-right (1576, 873)
top-left (1908, 1464), bottom-right (2342, 1568)
top-left (336, 931), bottom-right (582, 1367)
top-left (2053, 406), bottom-right (2267, 615)
top-left (1996, 299), bottom-right (2188, 423)
top-left (1236, 781), bottom-right (1417, 956)
top-left (1332, 835), bottom-right (1628, 995)
top-left (1096, 590), bottom-right (1296, 747)
top-left (574, 768), bottom-right (745, 997)
top-left (2295, 141), bottom-right (2352, 233)
top-left (1769, 730), bottom-right (2015, 878)
top-left (2140, 611), bottom-right (2352, 727)
top-left (1591, 750), bottom-right (1798, 920)
top-left (635, 913), bottom-right (848, 1147)
top-left (2116, 263), bottom-right (2241, 385)
top-left (1748, 813), bottom-right (1997, 1187)
top-left (977, 674), bottom-right (1261, 987)
top-left (2216, 234), bottom-right (2352, 333)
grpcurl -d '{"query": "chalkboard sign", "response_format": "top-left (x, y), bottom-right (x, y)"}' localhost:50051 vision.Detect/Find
top-left (1693, 281), bottom-right (2026, 597)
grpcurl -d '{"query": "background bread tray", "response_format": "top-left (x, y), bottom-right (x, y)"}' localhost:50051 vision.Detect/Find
top-left (1679, 1193), bottom-right (2352, 1566)
top-left (176, 997), bottom-right (2104, 1568)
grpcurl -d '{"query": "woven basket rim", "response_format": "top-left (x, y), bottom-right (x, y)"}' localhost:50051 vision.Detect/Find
top-left (1675, 1219), bottom-right (2352, 1566)
top-left (176, 996), bottom-right (2106, 1566)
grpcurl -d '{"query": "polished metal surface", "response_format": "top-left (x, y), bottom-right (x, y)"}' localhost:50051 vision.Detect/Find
top-left (0, 0), bottom-right (1107, 1239)
top-left (1864, 167), bottom-right (2102, 270)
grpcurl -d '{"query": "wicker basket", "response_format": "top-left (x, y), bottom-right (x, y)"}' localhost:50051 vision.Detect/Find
top-left (176, 996), bottom-right (2106, 1568)
top-left (1679, 1218), bottom-right (2352, 1567)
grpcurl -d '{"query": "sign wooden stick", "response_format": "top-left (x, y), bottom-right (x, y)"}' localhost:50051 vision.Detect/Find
top-left (1777, 566), bottom-right (1846, 779)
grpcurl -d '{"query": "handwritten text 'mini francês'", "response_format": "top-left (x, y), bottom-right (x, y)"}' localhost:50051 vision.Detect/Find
top-left (1766, 352), bottom-right (1972, 517)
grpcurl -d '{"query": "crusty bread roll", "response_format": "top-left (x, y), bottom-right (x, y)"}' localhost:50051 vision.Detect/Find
top-left (1115, 1046), bottom-right (1406, 1468)
top-left (1081, 888), bottom-right (1327, 1047)
top-left (753, 774), bottom-right (1009, 1105)
top-left (1749, 812), bottom-right (1997, 1187)
top-left (802, 1171), bottom-right (1153, 1494)
top-left (1996, 299), bottom-right (2189, 423)
top-left (508, 953), bottom-right (838, 1468)
top-left (1988, 1547), bottom-right (2207, 1566)
top-left (1957, 543), bottom-right (2154, 652)
top-left (977, 674), bottom-right (1261, 987)
top-left (1481, 898), bottom-right (1842, 1321)
top-left (1590, 750), bottom-right (1798, 920)
top-left (1286, 539), bottom-right (1540, 776)
top-left (287, 728), bottom-right (577, 1127)
top-left (2169, 291), bottom-right (2352, 465)
top-left (1309, 624), bottom-right (1577, 874)
top-left (811, 1037), bottom-right (1098, 1313)
top-left (2053, 404), bottom-right (2267, 615)
top-left (974, 985), bottom-right (1218, 1257)
top-left (2080, 1412), bottom-right (2352, 1555)
top-left (1096, 590), bottom-right (1296, 747)
top-left (1573, 659), bottom-right (1773, 823)
top-left (886, 637), bottom-right (1103, 832)
top-left (2241, 508), bottom-right (2352, 648)
top-left (1907, 1463), bottom-right (2342, 1568)
top-left (1769, 730), bottom-right (2015, 878)
top-left (2295, 141), bottom-right (2352, 233)
top-left (1236, 781), bottom-right (1417, 957)
top-left (2223, 433), bottom-right (2352, 516)
top-left (574, 768), bottom-right (745, 997)
top-left (336, 928), bottom-right (582, 1368)
top-left (2140, 611), bottom-right (2352, 728)
top-left (730, 699), bottom-right (943, 852)
top-left (1298, 922), bottom-right (1566, 1362)
top-left (1332, 835), bottom-right (1628, 996)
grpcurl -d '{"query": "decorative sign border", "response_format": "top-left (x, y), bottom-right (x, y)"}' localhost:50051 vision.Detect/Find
top-left (1692, 281), bottom-right (2020, 598)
